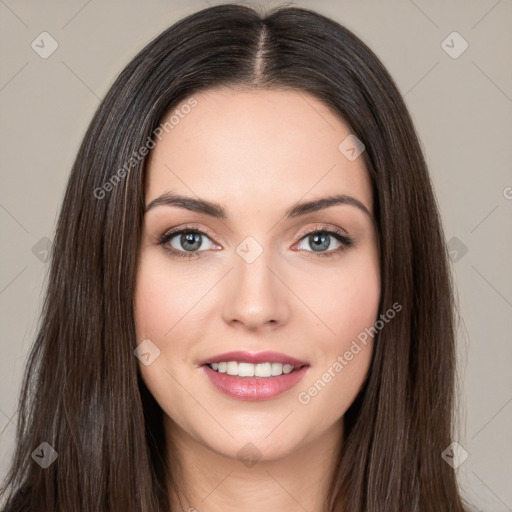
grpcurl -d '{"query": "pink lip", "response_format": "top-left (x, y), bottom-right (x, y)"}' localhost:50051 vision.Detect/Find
top-left (201, 364), bottom-right (310, 401)
top-left (198, 350), bottom-right (309, 367)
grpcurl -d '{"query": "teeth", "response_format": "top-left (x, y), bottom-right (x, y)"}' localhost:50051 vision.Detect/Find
top-left (226, 361), bottom-right (238, 375)
top-left (271, 363), bottom-right (283, 376)
top-left (238, 362), bottom-right (255, 377)
top-left (282, 364), bottom-right (294, 374)
top-left (208, 361), bottom-right (299, 377)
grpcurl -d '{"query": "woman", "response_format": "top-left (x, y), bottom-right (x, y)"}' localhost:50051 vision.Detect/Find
top-left (0, 3), bottom-right (472, 511)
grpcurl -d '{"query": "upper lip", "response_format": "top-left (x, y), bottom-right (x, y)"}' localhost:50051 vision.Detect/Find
top-left (199, 350), bottom-right (309, 367)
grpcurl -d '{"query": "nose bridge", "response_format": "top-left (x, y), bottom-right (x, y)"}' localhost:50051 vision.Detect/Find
top-left (222, 234), bottom-right (289, 328)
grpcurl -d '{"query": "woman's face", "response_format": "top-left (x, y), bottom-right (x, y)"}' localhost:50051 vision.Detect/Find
top-left (135, 88), bottom-right (380, 462)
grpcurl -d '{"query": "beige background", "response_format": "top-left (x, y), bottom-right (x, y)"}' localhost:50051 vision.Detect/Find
top-left (0, 0), bottom-right (511, 510)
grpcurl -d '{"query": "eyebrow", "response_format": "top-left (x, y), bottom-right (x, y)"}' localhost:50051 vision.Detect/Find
top-left (145, 191), bottom-right (372, 219)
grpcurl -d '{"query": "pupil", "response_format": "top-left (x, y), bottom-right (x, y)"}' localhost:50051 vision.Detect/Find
top-left (310, 233), bottom-right (329, 251)
top-left (181, 232), bottom-right (201, 251)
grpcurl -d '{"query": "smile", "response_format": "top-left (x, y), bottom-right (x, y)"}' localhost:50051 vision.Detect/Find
top-left (202, 363), bottom-right (310, 401)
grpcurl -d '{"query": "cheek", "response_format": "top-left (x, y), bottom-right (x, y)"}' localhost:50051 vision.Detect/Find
top-left (293, 251), bottom-right (380, 418)
top-left (133, 251), bottom-right (215, 405)
top-left (134, 269), bottom-right (174, 341)
top-left (133, 255), bottom-right (200, 417)
top-left (334, 262), bottom-right (380, 341)
top-left (292, 249), bottom-right (381, 345)
top-left (134, 252), bottom-right (205, 341)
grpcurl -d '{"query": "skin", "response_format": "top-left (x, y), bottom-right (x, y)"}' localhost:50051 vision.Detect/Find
top-left (134, 87), bottom-right (381, 512)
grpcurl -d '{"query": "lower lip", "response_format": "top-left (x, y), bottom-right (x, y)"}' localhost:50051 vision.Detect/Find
top-left (202, 365), bottom-right (309, 401)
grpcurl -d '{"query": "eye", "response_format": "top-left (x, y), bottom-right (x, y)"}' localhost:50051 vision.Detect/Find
top-left (158, 227), bottom-right (220, 259)
top-left (293, 226), bottom-right (354, 257)
top-left (158, 224), bottom-right (354, 260)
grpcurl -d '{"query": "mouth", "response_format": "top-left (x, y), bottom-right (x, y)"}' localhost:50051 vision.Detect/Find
top-left (199, 351), bottom-right (310, 401)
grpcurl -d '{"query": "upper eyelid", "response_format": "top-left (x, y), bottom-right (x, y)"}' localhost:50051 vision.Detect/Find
top-left (162, 224), bottom-right (218, 243)
top-left (295, 223), bottom-right (349, 239)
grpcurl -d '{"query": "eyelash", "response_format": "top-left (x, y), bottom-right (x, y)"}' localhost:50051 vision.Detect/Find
top-left (157, 224), bottom-right (354, 260)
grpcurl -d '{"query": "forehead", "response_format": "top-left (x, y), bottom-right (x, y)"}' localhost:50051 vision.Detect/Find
top-left (145, 88), bottom-right (372, 215)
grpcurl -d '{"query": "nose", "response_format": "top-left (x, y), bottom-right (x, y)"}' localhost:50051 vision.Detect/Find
top-left (221, 244), bottom-right (290, 331)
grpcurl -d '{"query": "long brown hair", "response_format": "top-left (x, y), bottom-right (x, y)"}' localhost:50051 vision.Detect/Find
top-left (1, 3), bottom-right (471, 511)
